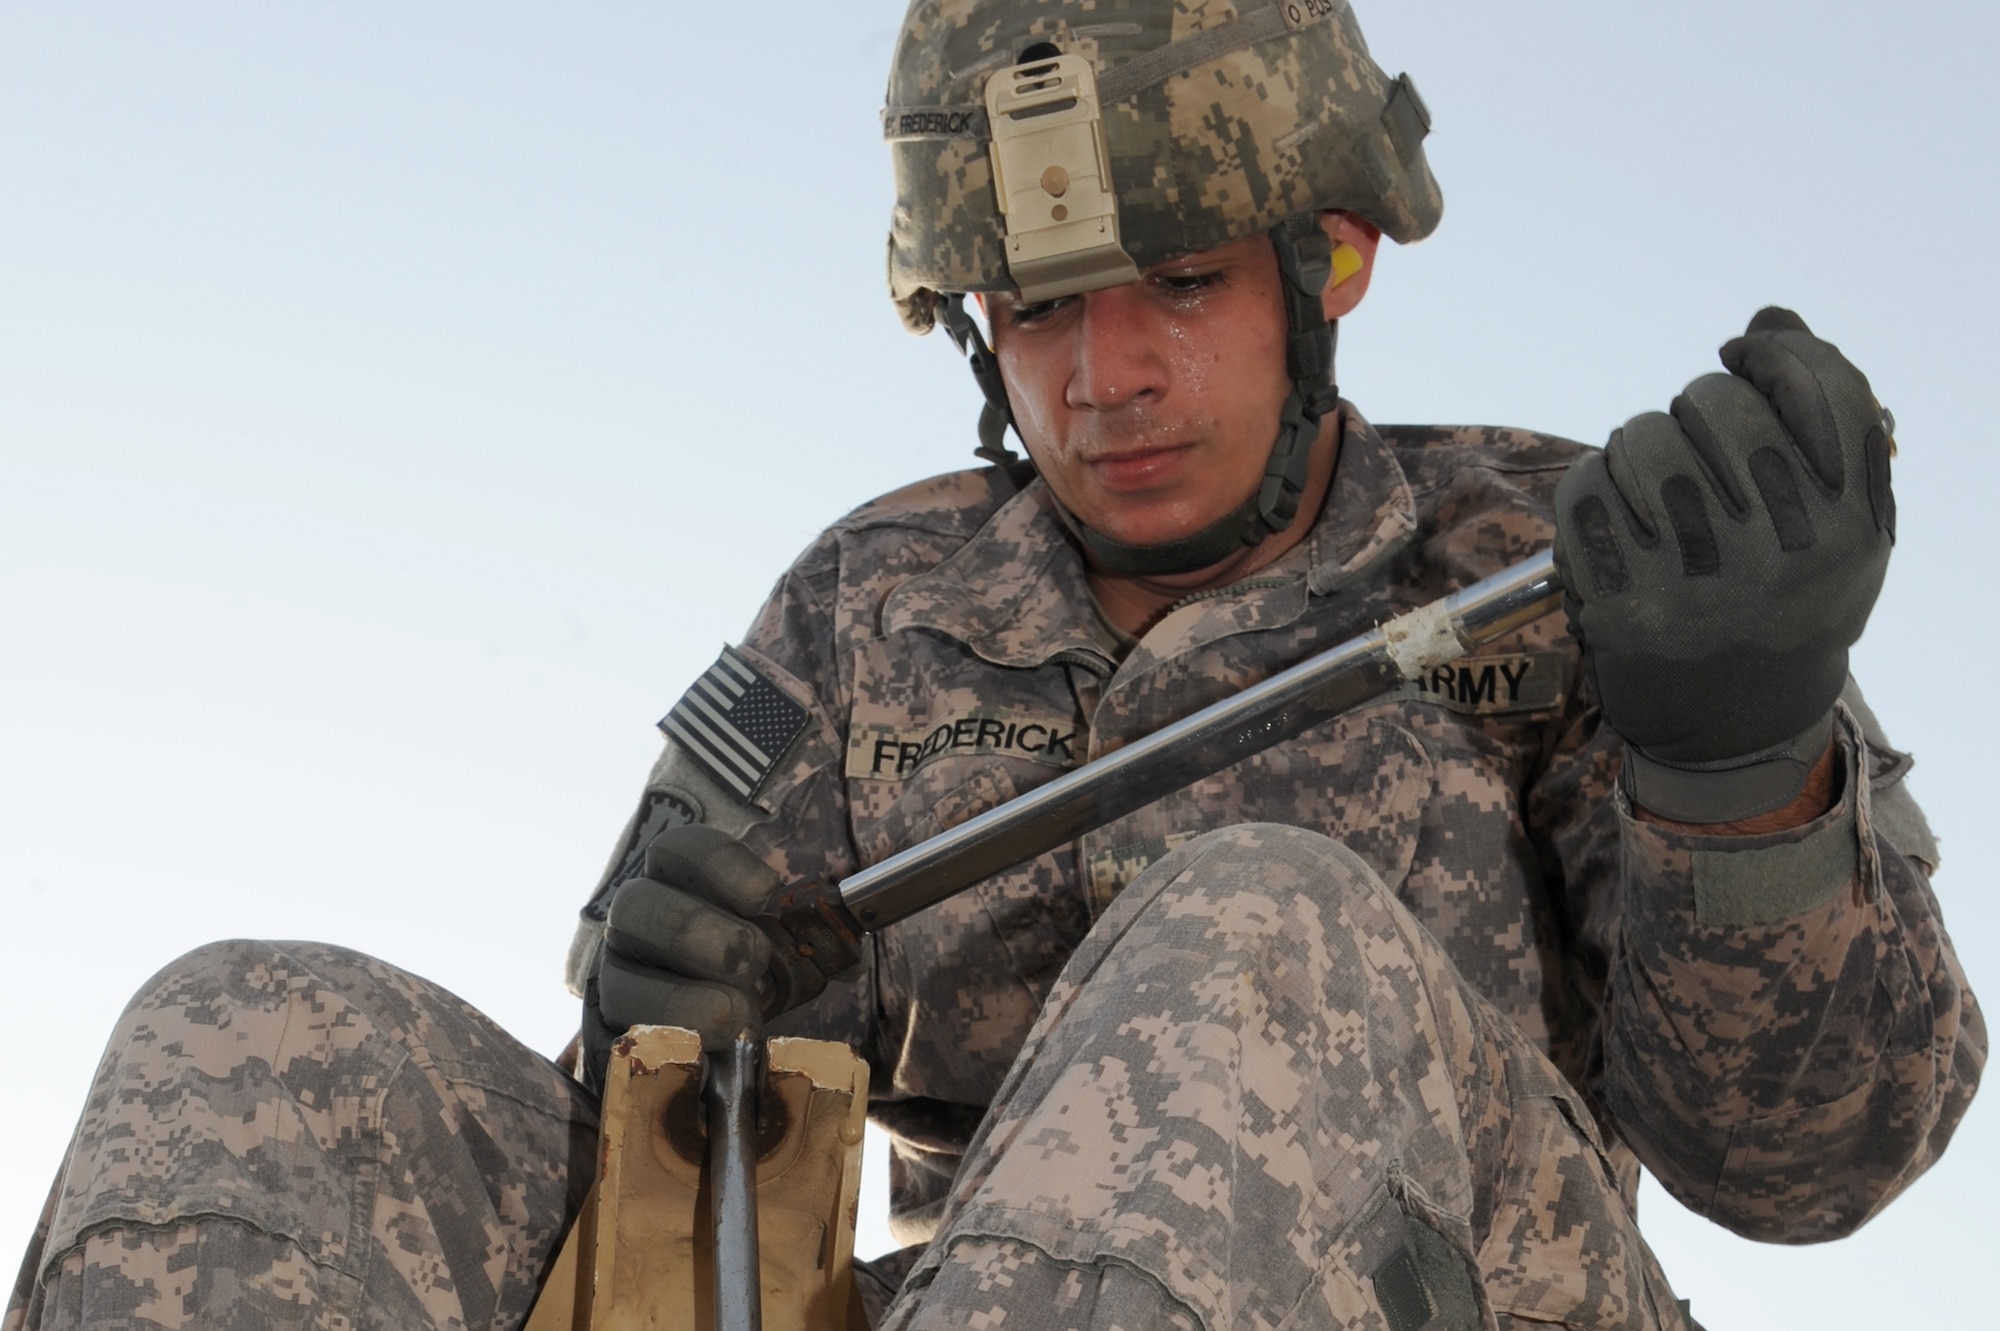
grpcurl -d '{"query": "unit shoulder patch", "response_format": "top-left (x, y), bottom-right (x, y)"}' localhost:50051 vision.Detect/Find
top-left (1402, 650), bottom-right (1565, 715)
top-left (846, 710), bottom-right (1085, 782)
top-left (659, 647), bottom-right (810, 801)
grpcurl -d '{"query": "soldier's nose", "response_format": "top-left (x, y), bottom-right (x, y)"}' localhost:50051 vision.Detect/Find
top-left (1067, 287), bottom-right (1168, 412)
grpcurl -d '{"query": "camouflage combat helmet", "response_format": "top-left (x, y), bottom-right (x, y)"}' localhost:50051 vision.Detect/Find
top-left (883, 0), bottom-right (1444, 577)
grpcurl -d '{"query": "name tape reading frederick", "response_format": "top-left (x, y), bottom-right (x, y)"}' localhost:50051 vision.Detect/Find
top-left (847, 710), bottom-right (1085, 781)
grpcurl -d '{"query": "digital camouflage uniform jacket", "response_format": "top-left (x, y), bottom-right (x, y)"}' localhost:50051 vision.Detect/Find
top-left (566, 408), bottom-right (1983, 1251)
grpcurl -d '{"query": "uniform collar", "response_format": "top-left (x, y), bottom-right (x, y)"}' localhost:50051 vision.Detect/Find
top-left (1304, 405), bottom-right (1419, 596)
top-left (882, 482), bottom-right (1109, 670)
top-left (882, 406), bottom-right (1417, 670)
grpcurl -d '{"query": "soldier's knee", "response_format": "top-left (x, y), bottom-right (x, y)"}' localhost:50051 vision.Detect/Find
top-left (118, 939), bottom-right (445, 1069)
top-left (131, 938), bottom-right (385, 1009)
top-left (128, 938), bottom-right (274, 1010)
top-left (99, 939), bottom-right (498, 1112)
top-left (1098, 822), bottom-right (1421, 991)
top-left (1147, 822), bottom-right (1399, 920)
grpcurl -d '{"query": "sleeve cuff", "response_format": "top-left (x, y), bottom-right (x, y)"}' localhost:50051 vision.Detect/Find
top-left (1622, 712), bottom-right (1834, 824)
top-left (1621, 707), bottom-right (1870, 928)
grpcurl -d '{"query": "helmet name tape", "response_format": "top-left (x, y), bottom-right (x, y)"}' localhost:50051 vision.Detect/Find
top-left (984, 53), bottom-right (1140, 303)
top-left (881, 106), bottom-right (991, 142)
top-left (1278, 0), bottom-right (1354, 33)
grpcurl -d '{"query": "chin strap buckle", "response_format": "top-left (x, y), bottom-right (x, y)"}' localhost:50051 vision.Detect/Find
top-left (1261, 214), bottom-right (1342, 534)
top-left (941, 294), bottom-right (1022, 467)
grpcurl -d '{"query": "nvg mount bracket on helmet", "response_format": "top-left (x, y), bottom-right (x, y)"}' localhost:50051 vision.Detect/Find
top-left (985, 50), bottom-right (1141, 305)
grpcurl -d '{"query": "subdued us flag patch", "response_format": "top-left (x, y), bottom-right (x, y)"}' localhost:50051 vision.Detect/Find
top-left (658, 647), bottom-right (809, 801)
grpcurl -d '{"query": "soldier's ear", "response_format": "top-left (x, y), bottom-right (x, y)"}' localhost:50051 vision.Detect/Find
top-left (1319, 211), bottom-right (1381, 320)
top-left (972, 292), bottom-right (1000, 346)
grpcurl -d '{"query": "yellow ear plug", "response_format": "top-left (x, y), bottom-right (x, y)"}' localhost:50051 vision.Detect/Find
top-left (1330, 242), bottom-right (1365, 287)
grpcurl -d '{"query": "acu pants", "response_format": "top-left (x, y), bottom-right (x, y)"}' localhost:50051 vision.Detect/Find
top-left (8, 825), bottom-right (1686, 1330)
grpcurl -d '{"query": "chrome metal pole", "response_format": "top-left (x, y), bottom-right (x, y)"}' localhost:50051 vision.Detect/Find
top-left (839, 550), bottom-right (1562, 931)
top-left (704, 1035), bottom-right (764, 1331)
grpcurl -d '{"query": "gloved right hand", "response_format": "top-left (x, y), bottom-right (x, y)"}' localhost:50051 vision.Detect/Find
top-left (581, 824), bottom-right (780, 1093)
top-left (1552, 307), bottom-right (1895, 822)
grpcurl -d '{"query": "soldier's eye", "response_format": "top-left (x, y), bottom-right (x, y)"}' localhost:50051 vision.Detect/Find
top-left (1154, 271), bottom-right (1225, 298)
top-left (1005, 296), bottom-right (1069, 326)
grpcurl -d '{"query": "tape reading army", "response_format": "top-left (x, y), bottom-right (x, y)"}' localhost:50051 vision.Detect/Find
top-left (1406, 651), bottom-right (1564, 715)
top-left (847, 712), bottom-right (1083, 781)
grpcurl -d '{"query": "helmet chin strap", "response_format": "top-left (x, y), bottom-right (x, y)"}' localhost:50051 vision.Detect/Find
top-left (942, 214), bottom-right (1341, 579)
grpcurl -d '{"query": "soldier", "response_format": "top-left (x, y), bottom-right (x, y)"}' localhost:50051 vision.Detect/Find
top-left (9, 2), bottom-right (1983, 1330)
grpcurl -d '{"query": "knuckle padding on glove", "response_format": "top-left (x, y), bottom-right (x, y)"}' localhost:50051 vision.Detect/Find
top-left (642, 824), bottom-right (781, 917)
top-left (1747, 448), bottom-right (1816, 551)
top-left (1602, 425), bottom-right (1661, 543)
top-left (1722, 334), bottom-right (1847, 492)
top-left (606, 878), bottom-right (770, 983)
top-left (1569, 493), bottom-right (1628, 597)
top-left (1608, 413), bottom-right (1720, 567)
top-left (1671, 373), bottom-right (1811, 555)
top-left (596, 950), bottom-right (757, 1036)
top-left (1551, 308), bottom-right (1894, 768)
top-left (1670, 374), bottom-right (1771, 518)
top-left (1658, 476), bottom-right (1719, 577)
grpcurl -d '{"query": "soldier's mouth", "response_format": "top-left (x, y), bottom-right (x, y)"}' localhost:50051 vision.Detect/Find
top-left (1083, 441), bottom-right (1198, 493)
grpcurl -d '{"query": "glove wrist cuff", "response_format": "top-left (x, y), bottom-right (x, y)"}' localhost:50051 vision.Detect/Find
top-left (1623, 712), bottom-right (1835, 825)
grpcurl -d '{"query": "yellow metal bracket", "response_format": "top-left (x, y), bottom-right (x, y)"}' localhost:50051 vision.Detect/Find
top-left (525, 1028), bottom-right (869, 1331)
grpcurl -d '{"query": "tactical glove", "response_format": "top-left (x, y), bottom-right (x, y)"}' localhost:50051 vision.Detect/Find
top-left (581, 824), bottom-right (780, 1093)
top-left (1553, 308), bottom-right (1895, 823)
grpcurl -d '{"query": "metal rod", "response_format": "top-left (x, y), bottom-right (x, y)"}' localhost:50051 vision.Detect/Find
top-left (709, 550), bottom-right (1561, 1330)
top-left (705, 1036), bottom-right (764, 1331)
top-left (840, 550), bottom-right (1562, 932)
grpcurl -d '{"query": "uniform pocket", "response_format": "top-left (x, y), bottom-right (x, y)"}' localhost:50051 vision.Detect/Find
top-left (1338, 717), bottom-right (1438, 891)
top-left (1077, 709), bottom-right (1436, 918)
top-left (1708, 1058), bottom-right (1924, 1242)
top-left (1476, 1052), bottom-right (1679, 1329)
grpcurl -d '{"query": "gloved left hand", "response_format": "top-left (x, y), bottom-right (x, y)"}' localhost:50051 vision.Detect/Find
top-left (1553, 307), bottom-right (1896, 822)
top-left (579, 824), bottom-right (781, 1094)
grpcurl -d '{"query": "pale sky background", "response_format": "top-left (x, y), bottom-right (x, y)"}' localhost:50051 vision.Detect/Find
top-left (3, 2), bottom-right (1995, 1326)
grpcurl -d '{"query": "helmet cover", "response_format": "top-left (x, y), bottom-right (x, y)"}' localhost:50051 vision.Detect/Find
top-left (884, 0), bottom-right (1444, 332)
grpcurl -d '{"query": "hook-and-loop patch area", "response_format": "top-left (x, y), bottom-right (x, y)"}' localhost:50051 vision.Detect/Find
top-left (659, 646), bottom-right (811, 801)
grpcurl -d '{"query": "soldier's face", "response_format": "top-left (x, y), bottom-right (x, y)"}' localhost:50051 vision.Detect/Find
top-left (986, 215), bottom-right (1372, 553)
